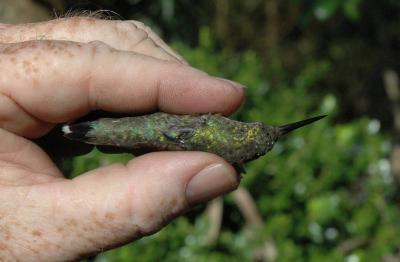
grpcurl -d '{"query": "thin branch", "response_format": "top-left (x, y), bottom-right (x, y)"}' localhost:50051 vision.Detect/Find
top-left (383, 69), bottom-right (400, 132)
top-left (205, 197), bottom-right (224, 246)
top-left (232, 187), bottom-right (263, 228)
top-left (383, 69), bottom-right (400, 180)
top-left (336, 237), bottom-right (369, 254)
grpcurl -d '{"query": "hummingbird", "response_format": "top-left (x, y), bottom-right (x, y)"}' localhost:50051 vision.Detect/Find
top-left (62, 112), bottom-right (326, 172)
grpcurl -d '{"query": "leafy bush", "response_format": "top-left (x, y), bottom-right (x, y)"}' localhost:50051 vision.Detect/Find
top-left (73, 27), bottom-right (393, 261)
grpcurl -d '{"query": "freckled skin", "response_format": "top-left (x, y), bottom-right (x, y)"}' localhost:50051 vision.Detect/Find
top-left (68, 112), bottom-right (280, 166)
top-left (31, 230), bottom-right (42, 237)
top-left (0, 17), bottom-right (247, 261)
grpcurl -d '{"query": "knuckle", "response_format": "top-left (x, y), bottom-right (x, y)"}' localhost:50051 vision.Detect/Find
top-left (127, 21), bottom-right (156, 39)
top-left (87, 40), bottom-right (108, 48)
top-left (133, 21), bottom-right (156, 38)
top-left (131, 20), bottom-right (145, 29)
top-left (114, 20), bottom-right (137, 33)
top-left (115, 21), bottom-right (152, 46)
top-left (86, 40), bottom-right (115, 54)
top-left (125, 20), bottom-right (138, 29)
top-left (138, 29), bottom-right (150, 41)
top-left (138, 37), bottom-right (157, 48)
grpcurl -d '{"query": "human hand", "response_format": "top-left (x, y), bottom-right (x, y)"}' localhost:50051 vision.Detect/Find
top-left (0, 17), bottom-right (244, 261)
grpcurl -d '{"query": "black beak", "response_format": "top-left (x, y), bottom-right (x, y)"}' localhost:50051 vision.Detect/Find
top-left (278, 115), bottom-right (327, 136)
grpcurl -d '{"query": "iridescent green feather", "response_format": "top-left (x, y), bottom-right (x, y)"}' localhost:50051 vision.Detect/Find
top-left (62, 112), bottom-right (325, 170)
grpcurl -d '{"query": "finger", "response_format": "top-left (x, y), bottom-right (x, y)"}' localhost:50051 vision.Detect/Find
top-left (0, 128), bottom-right (62, 179)
top-left (0, 40), bottom-right (244, 138)
top-left (0, 90), bottom-right (54, 138)
top-left (13, 152), bottom-right (238, 260)
top-left (0, 17), bottom-right (184, 63)
top-left (128, 20), bottom-right (188, 64)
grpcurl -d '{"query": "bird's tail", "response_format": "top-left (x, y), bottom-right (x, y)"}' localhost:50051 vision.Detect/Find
top-left (62, 122), bottom-right (93, 142)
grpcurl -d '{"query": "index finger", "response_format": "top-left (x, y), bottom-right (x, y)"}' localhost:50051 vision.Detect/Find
top-left (0, 17), bottom-right (187, 64)
top-left (0, 40), bottom-right (244, 138)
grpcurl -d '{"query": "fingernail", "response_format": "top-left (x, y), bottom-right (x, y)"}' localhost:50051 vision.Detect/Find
top-left (186, 164), bottom-right (239, 206)
top-left (215, 77), bottom-right (246, 91)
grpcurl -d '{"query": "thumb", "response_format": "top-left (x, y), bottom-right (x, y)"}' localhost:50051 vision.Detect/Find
top-left (43, 152), bottom-right (238, 260)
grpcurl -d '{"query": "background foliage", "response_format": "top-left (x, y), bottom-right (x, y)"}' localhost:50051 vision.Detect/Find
top-left (1, 0), bottom-right (399, 261)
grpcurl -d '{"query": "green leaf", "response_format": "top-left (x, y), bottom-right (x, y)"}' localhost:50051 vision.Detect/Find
top-left (313, 0), bottom-right (343, 21)
top-left (343, 0), bottom-right (362, 20)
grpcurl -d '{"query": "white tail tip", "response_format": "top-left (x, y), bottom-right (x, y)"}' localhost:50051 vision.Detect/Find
top-left (62, 125), bottom-right (71, 134)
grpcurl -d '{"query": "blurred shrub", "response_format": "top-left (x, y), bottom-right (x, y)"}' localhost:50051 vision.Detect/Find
top-left (73, 27), bottom-right (393, 261)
